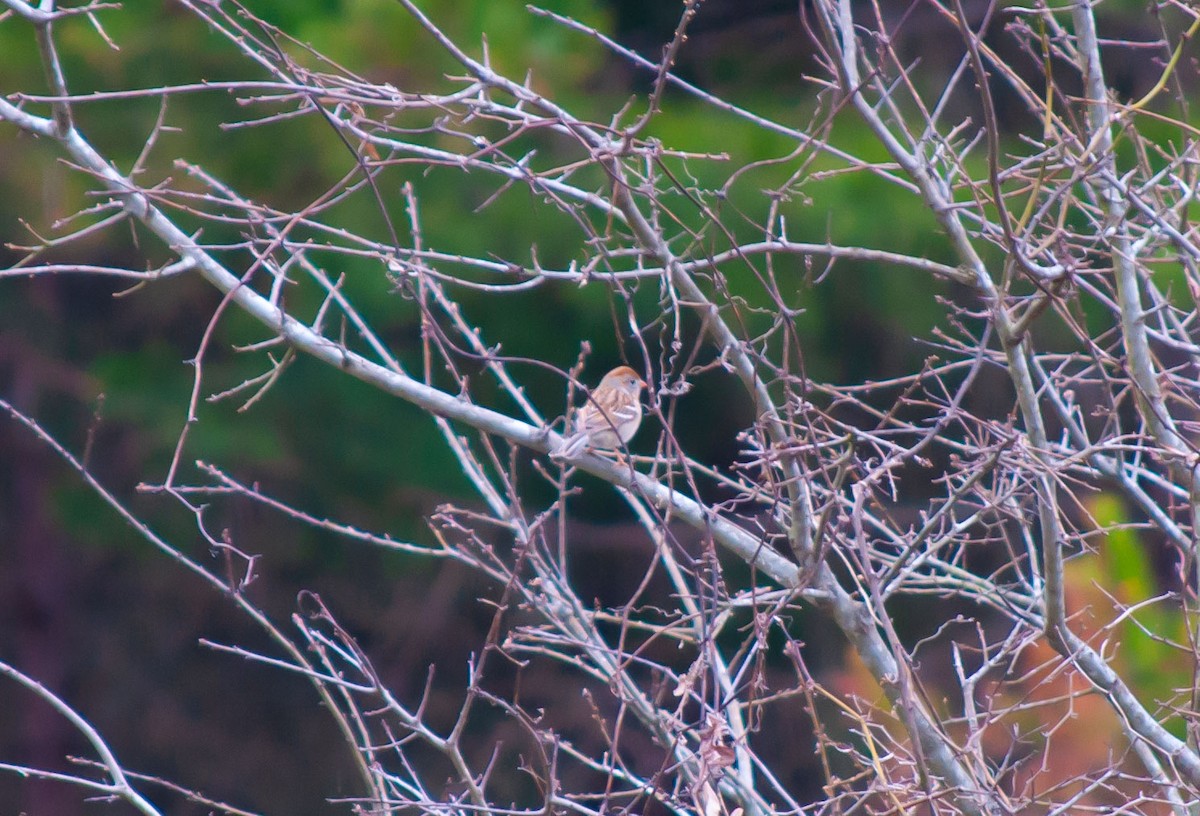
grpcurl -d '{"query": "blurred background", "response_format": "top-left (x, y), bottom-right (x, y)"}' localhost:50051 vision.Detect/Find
top-left (0, 0), bottom-right (1183, 813)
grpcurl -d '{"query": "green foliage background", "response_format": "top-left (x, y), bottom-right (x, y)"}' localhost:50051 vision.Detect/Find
top-left (0, 0), bottom-right (964, 532)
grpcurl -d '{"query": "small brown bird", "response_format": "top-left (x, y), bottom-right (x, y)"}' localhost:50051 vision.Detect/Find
top-left (557, 365), bottom-right (646, 458)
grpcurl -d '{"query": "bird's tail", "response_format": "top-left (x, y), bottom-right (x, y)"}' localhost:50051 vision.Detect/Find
top-left (552, 431), bottom-right (588, 460)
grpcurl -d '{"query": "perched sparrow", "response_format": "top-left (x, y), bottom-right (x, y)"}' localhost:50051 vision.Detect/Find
top-left (556, 365), bottom-right (646, 459)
